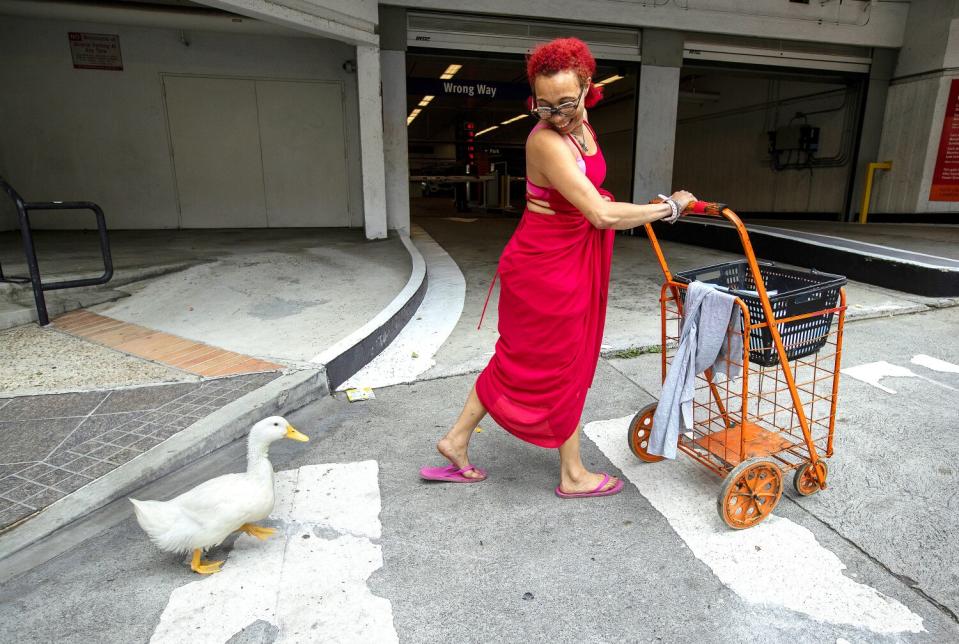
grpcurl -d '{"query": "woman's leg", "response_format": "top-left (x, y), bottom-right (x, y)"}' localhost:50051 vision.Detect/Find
top-left (436, 384), bottom-right (488, 479)
top-left (557, 425), bottom-right (619, 493)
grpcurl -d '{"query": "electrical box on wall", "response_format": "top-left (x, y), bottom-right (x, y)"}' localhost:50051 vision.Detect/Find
top-left (768, 124), bottom-right (820, 154)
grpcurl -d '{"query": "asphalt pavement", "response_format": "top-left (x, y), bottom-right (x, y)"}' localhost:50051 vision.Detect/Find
top-left (1, 306), bottom-right (957, 643)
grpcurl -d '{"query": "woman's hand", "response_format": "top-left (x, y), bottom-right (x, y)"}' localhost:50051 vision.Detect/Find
top-left (670, 190), bottom-right (697, 212)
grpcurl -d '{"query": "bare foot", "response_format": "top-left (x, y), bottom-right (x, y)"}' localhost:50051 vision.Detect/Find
top-left (558, 470), bottom-right (619, 495)
top-left (437, 435), bottom-right (484, 480)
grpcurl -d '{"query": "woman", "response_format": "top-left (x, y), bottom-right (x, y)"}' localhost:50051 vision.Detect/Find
top-left (421, 37), bottom-right (696, 497)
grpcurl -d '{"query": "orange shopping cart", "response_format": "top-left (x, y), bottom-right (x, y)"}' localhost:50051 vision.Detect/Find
top-left (628, 202), bottom-right (847, 530)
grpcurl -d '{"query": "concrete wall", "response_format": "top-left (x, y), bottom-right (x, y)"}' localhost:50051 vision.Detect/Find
top-left (873, 76), bottom-right (943, 213)
top-left (673, 75), bottom-right (854, 214)
top-left (0, 191), bottom-right (15, 232)
top-left (297, 0), bottom-right (378, 25)
top-left (0, 15), bottom-right (363, 230)
top-left (199, 0), bottom-right (377, 45)
top-left (391, 0), bottom-right (907, 48)
top-left (590, 97), bottom-right (637, 203)
top-left (890, 0), bottom-right (953, 79)
top-left (872, 3), bottom-right (959, 214)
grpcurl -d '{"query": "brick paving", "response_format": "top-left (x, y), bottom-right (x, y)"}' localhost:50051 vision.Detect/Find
top-left (0, 372), bottom-right (280, 531)
top-left (54, 310), bottom-right (282, 377)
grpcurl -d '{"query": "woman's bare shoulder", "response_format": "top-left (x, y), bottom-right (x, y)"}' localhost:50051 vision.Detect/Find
top-left (527, 126), bottom-right (572, 160)
top-left (527, 125), bottom-right (562, 146)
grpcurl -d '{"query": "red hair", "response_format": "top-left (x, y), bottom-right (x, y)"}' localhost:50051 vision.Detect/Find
top-left (526, 37), bottom-right (603, 108)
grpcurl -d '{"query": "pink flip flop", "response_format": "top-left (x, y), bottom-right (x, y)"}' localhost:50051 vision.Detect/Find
top-left (420, 464), bottom-right (488, 483)
top-left (554, 473), bottom-right (624, 499)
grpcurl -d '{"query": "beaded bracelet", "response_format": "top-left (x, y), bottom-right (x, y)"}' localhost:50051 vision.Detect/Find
top-left (663, 198), bottom-right (680, 224)
top-left (657, 193), bottom-right (682, 224)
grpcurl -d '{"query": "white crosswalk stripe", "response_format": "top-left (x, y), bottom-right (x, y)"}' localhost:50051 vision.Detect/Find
top-left (585, 416), bottom-right (925, 635)
top-left (150, 461), bottom-right (398, 644)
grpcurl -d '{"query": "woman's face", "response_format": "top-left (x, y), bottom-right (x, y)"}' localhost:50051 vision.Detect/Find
top-left (533, 69), bottom-right (588, 135)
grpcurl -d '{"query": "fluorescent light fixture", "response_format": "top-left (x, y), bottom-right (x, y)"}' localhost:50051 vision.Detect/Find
top-left (418, 95), bottom-right (435, 107)
top-left (500, 114), bottom-right (528, 125)
top-left (596, 74), bottom-right (624, 86)
top-left (475, 125), bottom-right (498, 136)
top-left (407, 108), bottom-right (422, 125)
top-left (439, 63), bottom-right (462, 80)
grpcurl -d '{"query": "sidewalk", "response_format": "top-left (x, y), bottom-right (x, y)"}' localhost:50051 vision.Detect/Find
top-left (0, 374), bottom-right (278, 529)
top-left (0, 228), bottom-right (419, 556)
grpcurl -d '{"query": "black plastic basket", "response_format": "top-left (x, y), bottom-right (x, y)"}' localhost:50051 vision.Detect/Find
top-left (674, 260), bottom-right (846, 367)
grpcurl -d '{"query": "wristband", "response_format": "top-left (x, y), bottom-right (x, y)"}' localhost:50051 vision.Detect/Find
top-left (657, 194), bottom-right (681, 224)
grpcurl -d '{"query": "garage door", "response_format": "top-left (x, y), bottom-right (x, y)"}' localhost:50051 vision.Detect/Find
top-left (163, 75), bottom-right (348, 228)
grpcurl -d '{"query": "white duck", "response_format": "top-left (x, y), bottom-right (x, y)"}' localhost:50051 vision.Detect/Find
top-left (130, 416), bottom-right (309, 574)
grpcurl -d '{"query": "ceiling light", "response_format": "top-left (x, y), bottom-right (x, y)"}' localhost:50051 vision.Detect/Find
top-left (407, 108), bottom-right (422, 125)
top-left (440, 64), bottom-right (462, 80)
top-left (475, 125), bottom-right (498, 137)
top-left (596, 74), bottom-right (624, 86)
top-left (500, 114), bottom-right (528, 125)
top-left (418, 95), bottom-right (434, 107)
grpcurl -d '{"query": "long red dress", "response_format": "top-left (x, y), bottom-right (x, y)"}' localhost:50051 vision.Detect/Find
top-left (475, 121), bottom-right (615, 448)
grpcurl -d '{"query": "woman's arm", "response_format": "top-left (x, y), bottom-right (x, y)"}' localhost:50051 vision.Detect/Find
top-left (528, 129), bottom-right (694, 230)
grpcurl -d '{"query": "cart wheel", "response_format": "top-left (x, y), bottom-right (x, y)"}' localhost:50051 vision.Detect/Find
top-left (793, 461), bottom-right (828, 496)
top-left (627, 403), bottom-right (664, 463)
top-left (717, 458), bottom-right (783, 530)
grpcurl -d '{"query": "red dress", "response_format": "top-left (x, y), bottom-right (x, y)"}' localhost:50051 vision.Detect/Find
top-left (475, 121), bottom-right (615, 448)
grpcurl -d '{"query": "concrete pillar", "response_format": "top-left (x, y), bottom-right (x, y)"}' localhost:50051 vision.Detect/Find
top-left (873, 0), bottom-right (959, 216)
top-left (632, 29), bottom-right (684, 203)
top-left (379, 6), bottom-right (410, 235)
top-left (847, 49), bottom-right (897, 222)
top-left (356, 44), bottom-right (388, 240)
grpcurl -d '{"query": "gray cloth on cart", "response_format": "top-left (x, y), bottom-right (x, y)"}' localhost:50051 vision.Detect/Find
top-left (648, 281), bottom-right (743, 459)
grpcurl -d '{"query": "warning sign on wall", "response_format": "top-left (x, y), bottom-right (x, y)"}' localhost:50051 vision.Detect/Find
top-left (68, 32), bottom-right (123, 71)
top-left (930, 78), bottom-right (959, 201)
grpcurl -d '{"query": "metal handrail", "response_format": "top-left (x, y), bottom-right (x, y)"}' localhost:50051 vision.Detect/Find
top-left (0, 177), bottom-right (113, 326)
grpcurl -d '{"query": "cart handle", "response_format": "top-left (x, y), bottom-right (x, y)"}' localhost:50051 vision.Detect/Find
top-left (685, 200), bottom-right (728, 217)
top-left (646, 200), bottom-right (747, 284)
top-left (645, 199), bottom-right (828, 473)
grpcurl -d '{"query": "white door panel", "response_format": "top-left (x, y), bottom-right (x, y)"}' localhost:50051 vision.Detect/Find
top-left (256, 80), bottom-right (349, 227)
top-left (164, 76), bottom-right (268, 228)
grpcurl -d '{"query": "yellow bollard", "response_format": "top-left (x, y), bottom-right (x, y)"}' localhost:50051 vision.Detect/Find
top-left (859, 161), bottom-right (892, 224)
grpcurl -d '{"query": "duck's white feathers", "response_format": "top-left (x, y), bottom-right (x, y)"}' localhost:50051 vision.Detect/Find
top-left (130, 470), bottom-right (275, 554)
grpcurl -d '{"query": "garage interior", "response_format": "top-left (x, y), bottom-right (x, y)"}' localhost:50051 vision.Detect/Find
top-left (405, 50), bottom-right (638, 218)
top-left (675, 62), bottom-right (866, 219)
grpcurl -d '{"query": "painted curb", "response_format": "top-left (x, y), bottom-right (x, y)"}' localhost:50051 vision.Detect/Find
top-left (0, 368), bottom-right (327, 565)
top-left (314, 233), bottom-right (428, 390)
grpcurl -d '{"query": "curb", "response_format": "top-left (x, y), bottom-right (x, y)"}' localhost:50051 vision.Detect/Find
top-left (597, 299), bottom-right (959, 361)
top-left (314, 233), bottom-right (428, 390)
top-left (654, 218), bottom-right (959, 297)
top-left (0, 367), bottom-right (327, 566)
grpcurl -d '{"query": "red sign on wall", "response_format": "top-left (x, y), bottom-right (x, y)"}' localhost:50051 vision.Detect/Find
top-left (930, 78), bottom-right (959, 201)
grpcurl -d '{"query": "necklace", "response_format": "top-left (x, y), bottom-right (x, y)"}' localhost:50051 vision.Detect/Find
top-left (572, 125), bottom-right (590, 153)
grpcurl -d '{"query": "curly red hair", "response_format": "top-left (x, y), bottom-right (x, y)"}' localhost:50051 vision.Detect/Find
top-left (526, 37), bottom-right (603, 108)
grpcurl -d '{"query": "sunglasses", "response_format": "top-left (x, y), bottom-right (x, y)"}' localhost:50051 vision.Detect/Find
top-left (530, 88), bottom-right (585, 120)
